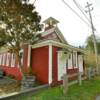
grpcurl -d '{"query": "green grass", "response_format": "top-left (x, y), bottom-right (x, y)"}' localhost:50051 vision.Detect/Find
top-left (19, 76), bottom-right (100, 100)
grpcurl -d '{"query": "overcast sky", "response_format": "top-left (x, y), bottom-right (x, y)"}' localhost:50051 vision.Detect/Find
top-left (30, 0), bottom-right (100, 46)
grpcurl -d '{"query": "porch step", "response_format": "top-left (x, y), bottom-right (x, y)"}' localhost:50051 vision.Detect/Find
top-left (21, 76), bottom-right (36, 91)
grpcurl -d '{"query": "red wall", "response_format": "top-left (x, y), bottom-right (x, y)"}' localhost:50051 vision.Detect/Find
top-left (0, 53), bottom-right (22, 80)
top-left (31, 46), bottom-right (49, 84)
top-left (52, 46), bottom-right (58, 85)
top-left (1, 66), bottom-right (22, 80)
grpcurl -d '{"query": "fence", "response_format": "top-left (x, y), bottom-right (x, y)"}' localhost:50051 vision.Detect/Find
top-left (62, 72), bottom-right (82, 94)
top-left (62, 67), bottom-right (100, 94)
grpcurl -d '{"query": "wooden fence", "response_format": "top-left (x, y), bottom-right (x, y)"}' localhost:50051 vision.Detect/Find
top-left (62, 67), bottom-right (100, 94)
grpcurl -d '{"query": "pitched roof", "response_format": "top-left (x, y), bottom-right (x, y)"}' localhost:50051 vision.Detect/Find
top-left (43, 17), bottom-right (59, 25)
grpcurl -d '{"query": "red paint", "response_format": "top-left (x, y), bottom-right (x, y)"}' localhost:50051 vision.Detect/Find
top-left (67, 68), bottom-right (78, 74)
top-left (1, 66), bottom-right (22, 80)
top-left (22, 44), bottom-right (28, 73)
top-left (45, 26), bottom-right (53, 31)
top-left (67, 68), bottom-right (79, 81)
top-left (42, 32), bottom-right (61, 42)
top-left (52, 46), bottom-right (58, 85)
top-left (0, 52), bottom-right (22, 80)
top-left (31, 46), bottom-right (49, 84)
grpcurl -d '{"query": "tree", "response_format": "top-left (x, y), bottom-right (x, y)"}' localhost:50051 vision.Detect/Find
top-left (85, 35), bottom-right (94, 53)
top-left (0, 0), bottom-right (41, 75)
top-left (85, 35), bottom-right (100, 54)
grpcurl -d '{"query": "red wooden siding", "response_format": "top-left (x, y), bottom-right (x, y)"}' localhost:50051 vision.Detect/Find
top-left (1, 67), bottom-right (22, 80)
top-left (67, 68), bottom-right (79, 81)
top-left (42, 32), bottom-right (61, 42)
top-left (52, 46), bottom-right (58, 85)
top-left (31, 46), bottom-right (49, 84)
top-left (0, 52), bottom-right (22, 80)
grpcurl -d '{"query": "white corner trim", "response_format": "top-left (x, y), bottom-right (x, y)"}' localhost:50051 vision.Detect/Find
top-left (27, 45), bottom-right (31, 67)
top-left (48, 44), bottom-right (52, 84)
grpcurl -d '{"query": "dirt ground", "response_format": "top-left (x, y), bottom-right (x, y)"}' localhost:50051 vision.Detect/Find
top-left (0, 77), bottom-right (20, 96)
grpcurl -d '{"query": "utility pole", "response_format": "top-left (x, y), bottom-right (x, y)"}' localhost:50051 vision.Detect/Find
top-left (85, 2), bottom-right (99, 74)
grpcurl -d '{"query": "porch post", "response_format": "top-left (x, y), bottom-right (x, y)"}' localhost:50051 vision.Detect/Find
top-left (48, 44), bottom-right (52, 84)
top-left (27, 45), bottom-right (31, 68)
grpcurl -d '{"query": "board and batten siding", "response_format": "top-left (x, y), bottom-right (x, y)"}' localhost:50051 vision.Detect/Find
top-left (31, 46), bottom-right (49, 84)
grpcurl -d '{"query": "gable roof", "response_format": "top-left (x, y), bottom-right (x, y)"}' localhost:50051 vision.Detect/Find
top-left (54, 26), bottom-right (67, 44)
top-left (40, 26), bottom-right (67, 44)
top-left (43, 17), bottom-right (59, 25)
top-left (41, 17), bottom-right (68, 44)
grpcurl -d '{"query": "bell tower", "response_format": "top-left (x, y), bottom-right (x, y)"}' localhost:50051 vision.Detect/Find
top-left (43, 17), bottom-right (59, 30)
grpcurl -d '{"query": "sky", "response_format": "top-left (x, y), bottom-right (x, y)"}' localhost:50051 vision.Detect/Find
top-left (30, 0), bottom-right (100, 46)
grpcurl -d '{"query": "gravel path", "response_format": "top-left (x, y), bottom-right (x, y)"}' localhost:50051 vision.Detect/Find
top-left (96, 96), bottom-right (100, 100)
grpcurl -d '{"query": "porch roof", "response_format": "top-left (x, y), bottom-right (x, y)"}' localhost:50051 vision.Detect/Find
top-left (32, 40), bottom-right (87, 54)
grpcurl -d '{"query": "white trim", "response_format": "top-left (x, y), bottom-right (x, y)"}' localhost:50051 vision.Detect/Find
top-left (48, 44), bottom-right (52, 84)
top-left (41, 27), bottom-right (55, 37)
top-left (27, 45), bottom-right (31, 67)
top-left (32, 40), bottom-right (86, 54)
top-left (68, 53), bottom-right (73, 69)
top-left (76, 52), bottom-right (78, 68)
top-left (6, 53), bottom-right (10, 66)
top-left (2, 54), bottom-right (5, 66)
top-left (0, 54), bottom-right (2, 65)
top-left (78, 55), bottom-right (83, 72)
top-left (58, 51), bottom-right (67, 81)
top-left (55, 26), bottom-right (67, 43)
top-left (73, 51), bottom-right (78, 68)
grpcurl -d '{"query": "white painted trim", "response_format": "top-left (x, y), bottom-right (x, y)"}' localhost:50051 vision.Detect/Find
top-left (72, 51), bottom-right (78, 68)
top-left (0, 54), bottom-right (2, 65)
top-left (48, 44), bottom-right (52, 84)
top-left (2, 54), bottom-right (5, 66)
top-left (58, 51), bottom-right (67, 81)
top-left (32, 40), bottom-right (86, 54)
top-left (76, 52), bottom-right (78, 68)
top-left (6, 53), bottom-right (10, 66)
top-left (41, 27), bottom-right (55, 37)
top-left (68, 53), bottom-right (73, 69)
top-left (78, 55), bottom-right (83, 72)
top-left (27, 45), bottom-right (31, 67)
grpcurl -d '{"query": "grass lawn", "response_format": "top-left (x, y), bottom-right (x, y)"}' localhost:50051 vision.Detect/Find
top-left (19, 76), bottom-right (100, 100)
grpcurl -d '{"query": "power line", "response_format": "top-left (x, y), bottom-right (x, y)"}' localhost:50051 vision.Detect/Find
top-left (73, 0), bottom-right (99, 35)
top-left (62, 0), bottom-right (90, 26)
top-left (73, 0), bottom-right (90, 23)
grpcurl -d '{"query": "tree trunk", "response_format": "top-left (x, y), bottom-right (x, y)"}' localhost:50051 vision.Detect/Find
top-left (16, 51), bottom-right (25, 80)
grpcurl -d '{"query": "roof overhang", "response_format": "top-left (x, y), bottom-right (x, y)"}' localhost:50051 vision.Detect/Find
top-left (32, 40), bottom-right (86, 54)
